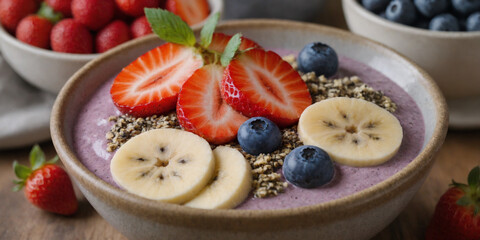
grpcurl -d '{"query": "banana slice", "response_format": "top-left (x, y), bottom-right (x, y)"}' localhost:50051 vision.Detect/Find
top-left (185, 146), bottom-right (252, 209)
top-left (110, 129), bottom-right (215, 203)
top-left (298, 97), bottom-right (403, 167)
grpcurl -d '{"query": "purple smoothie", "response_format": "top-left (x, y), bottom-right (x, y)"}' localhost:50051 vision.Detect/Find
top-left (73, 52), bottom-right (424, 210)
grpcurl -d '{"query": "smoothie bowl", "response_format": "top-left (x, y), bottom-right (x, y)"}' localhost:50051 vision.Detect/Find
top-left (51, 18), bottom-right (448, 240)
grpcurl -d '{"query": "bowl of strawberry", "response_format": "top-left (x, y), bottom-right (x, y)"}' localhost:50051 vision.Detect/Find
top-left (50, 8), bottom-right (448, 240)
top-left (0, 0), bottom-right (223, 93)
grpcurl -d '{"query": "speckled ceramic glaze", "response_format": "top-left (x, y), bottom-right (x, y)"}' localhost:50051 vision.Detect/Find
top-left (51, 20), bottom-right (448, 240)
top-left (0, 0), bottom-right (223, 93)
top-left (342, 0), bottom-right (480, 100)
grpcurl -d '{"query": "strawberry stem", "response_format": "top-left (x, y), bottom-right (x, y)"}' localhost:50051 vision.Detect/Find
top-left (453, 166), bottom-right (480, 216)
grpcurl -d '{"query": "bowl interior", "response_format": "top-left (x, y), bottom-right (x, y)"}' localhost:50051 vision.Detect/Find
top-left (52, 19), bottom-right (447, 225)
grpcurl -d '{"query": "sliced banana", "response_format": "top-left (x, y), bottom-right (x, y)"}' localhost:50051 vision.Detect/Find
top-left (298, 97), bottom-right (403, 167)
top-left (110, 129), bottom-right (215, 203)
top-left (185, 146), bottom-right (252, 209)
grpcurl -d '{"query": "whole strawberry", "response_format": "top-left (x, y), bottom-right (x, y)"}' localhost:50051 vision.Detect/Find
top-left (16, 15), bottom-right (53, 49)
top-left (426, 166), bottom-right (480, 240)
top-left (71, 0), bottom-right (115, 30)
top-left (45, 0), bottom-right (72, 17)
top-left (51, 19), bottom-right (93, 53)
top-left (95, 20), bottom-right (131, 53)
top-left (13, 145), bottom-right (78, 215)
top-left (0, 0), bottom-right (38, 33)
top-left (130, 16), bottom-right (152, 38)
top-left (115, 0), bottom-right (161, 17)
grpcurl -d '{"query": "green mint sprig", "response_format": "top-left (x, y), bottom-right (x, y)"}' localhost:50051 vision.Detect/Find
top-left (200, 12), bottom-right (220, 48)
top-left (221, 33), bottom-right (242, 67)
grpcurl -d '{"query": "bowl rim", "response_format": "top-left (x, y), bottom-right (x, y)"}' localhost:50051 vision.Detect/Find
top-left (0, 0), bottom-right (223, 61)
top-left (343, 0), bottom-right (480, 38)
top-left (51, 19), bottom-right (448, 230)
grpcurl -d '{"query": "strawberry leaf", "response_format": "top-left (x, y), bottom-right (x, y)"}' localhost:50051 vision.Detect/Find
top-left (13, 161), bottom-right (31, 180)
top-left (457, 196), bottom-right (471, 206)
top-left (12, 183), bottom-right (24, 192)
top-left (37, 2), bottom-right (63, 24)
top-left (199, 12), bottom-right (220, 48)
top-left (30, 144), bottom-right (45, 171)
top-left (47, 155), bottom-right (59, 164)
top-left (468, 166), bottom-right (480, 189)
top-left (145, 8), bottom-right (196, 47)
top-left (221, 33), bottom-right (242, 67)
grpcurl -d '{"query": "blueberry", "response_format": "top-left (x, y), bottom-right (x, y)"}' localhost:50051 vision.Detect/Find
top-left (297, 42), bottom-right (338, 78)
top-left (466, 12), bottom-right (480, 31)
top-left (362, 0), bottom-right (391, 13)
top-left (282, 145), bottom-right (335, 189)
top-left (237, 117), bottom-right (282, 155)
top-left (386, 0), bottom-right (417, 25)
top-left (452, 0), bottom-right (480, 15)
top-left (414, 0), bottom-right (449, 18)
top-left (429, 13), bottom-right (460, 31)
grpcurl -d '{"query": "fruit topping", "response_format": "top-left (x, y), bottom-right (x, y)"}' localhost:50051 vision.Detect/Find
top-left (110, 128), bottom-right (215, 203)
top-left (46, 0), bottom-right (73, 17)
top-left (95, 20), bottom-right (132, 53)
top-left (207, 32), bottom-right (262, 54)
top-left (385, 0), bottom-right (417, 25)
top-left (429, 13), bottom-right (460, 31)
top-left (237, 117), bottom-right (282, 156)
top-left (222, 48), bottom-right (312, 127)
top-left (426, 166), bottom-right (480, 240)
top-left (16, 15), bottom-right (53, 49)
top-left (50, 19), bottom-right (93, 53)
top-left (110, 42), bottom-right (203, 117)
top-left (115, 0), bottom-right (161, 17)
top-left (131, 16), bottom-right (153, 38)
top-left (414, 0), bottom-right (448, 18)
top-left (71, 0), bottom-right (115, 31)
top-left (298, 97), bottom-right (403, 167)
top-left (452, 0), bottom-right (480, 16)
top-left (282, 145), bottom-right (335, 189)
top-left (361, 0), bottom-right (390, 13)
top-left (185, 146), bottom-right (252, 209)
top-left (166, 0), bottom-right (210, 26)
top-left (297, 42), bottom-right (338, 78)
top-left (177, 65), bottom-right (248, 144)
top-left (13, 145), bottom-right (78, 215)
top-left (0, 0), bottom-right (38, 33)
top-left (467, 12), bottom-right (480, 31)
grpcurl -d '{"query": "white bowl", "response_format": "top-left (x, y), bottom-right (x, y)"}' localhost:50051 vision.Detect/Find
top-left (342, 0), bottom-right (480, 100)
top-left (0, 0), bottom-right (223, 94)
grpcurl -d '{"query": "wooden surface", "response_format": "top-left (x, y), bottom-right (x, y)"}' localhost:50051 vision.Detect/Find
top-left (1, 1), bottom-right (479, 239)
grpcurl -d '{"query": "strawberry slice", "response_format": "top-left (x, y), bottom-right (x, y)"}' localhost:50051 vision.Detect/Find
top-left (166, 0), bottom-right (210, 26)
top-left (222, 49), bottom-right (312, 127)
top-left (111, 43), bottom-right (203, 117)
top-left (207, 33), bottom-right (262, 54)
top-left (177, 64), bottom-right (248, 144)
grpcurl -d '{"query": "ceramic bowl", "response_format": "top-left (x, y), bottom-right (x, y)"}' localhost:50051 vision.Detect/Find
top-left (342, 0), bottom-right (480, 100)
top-left (51, 19), bottom-right (448, 240)
top-left (0, 0), bottom-right (223, 94)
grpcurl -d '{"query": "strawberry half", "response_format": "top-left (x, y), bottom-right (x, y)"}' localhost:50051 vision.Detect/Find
top-left (207, 33), bottom-right (262, 54)
top-left (111, 43), bottom-right (203, 117)
top-left (165, 0), bottom-right (209, 26)
top-left (177, 64), bottom-right (248, 144)
top-left (222, 49), bottom-right (312, 127)
top-left (426, 166), bottom-right (480, 240)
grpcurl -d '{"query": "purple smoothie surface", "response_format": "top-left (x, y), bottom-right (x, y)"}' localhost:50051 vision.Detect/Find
top-left (73, 50), bottom-right (425, 210)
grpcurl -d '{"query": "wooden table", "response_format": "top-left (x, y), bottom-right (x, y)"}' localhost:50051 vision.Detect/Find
top-left (1, 1), bottom-right (479, 239)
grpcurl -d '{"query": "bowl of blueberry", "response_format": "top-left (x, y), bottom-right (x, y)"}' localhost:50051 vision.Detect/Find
top-left (343, 0), bottom-right (480, 101)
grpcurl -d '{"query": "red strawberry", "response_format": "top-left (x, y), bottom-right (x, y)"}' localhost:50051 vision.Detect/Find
top-left (71, 0), bottom-right (115, 30)
top-left (131, 16), bottom-right (152, 38)
top-left (166, 0), bottom-right (209, 26)
top-left (207, 33), bottom-right (262, 54)
top-left (45, 0), bottom-right (72, 17)
top-left (0, 0), bottom-right (38, 33)
top-left (95, 20), bottom-right (131, 53)
top-left (16, 15), bottom-right (53, 49)
top-left (426, 166), bottom-right (480, 240)
top-left (51, 19), bottom-right (93, 53)
top-left (111, 43), bottom-right (203, 117)
top-left (177, 65), bottom-right (248, 144)
top-left (115, 0), bottom-right (160, 17)
top-left (222, 49), bottom-right (312, 127)
top-left (13, 145), bottom-right (78, 215)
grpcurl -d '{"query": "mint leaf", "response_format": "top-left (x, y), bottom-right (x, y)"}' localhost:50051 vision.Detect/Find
top-left (47, 155), bottom-right (59, 164)
top-left (145, 8), bottom-right (196, 47)
top-left (30, 144), bottom-right (45, 171)
top-left (37, 2), bottom-right (63, 24)
top-left (221, 33), bottom-right (242, 67)
top-left (13, 161), bottom-right (31, 180)
top-left (200, 12), bottom-right (220, 48)
top-left (468, 166), bottom-right (480, 189)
